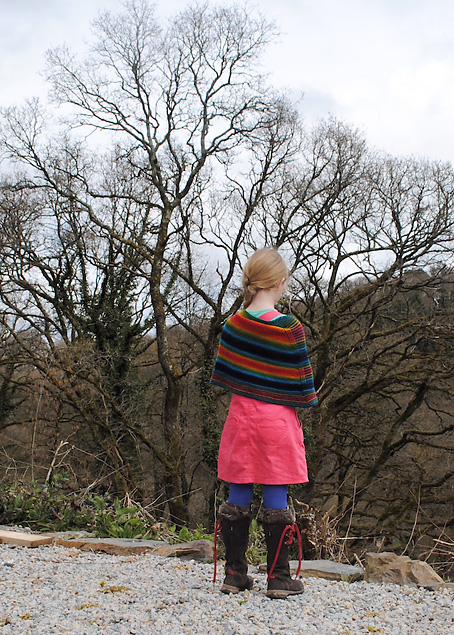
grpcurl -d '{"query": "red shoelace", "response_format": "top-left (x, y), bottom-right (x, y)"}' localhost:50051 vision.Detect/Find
top-left (267, 522), bottom-right (302, 581)
top-left (213, 518), bottom-right (222, 584)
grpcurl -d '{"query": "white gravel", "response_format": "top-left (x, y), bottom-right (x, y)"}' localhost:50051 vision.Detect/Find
top-left (0, 544), bottom-right (453, 634)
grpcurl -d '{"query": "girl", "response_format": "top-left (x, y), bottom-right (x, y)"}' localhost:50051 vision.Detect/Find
top-left (211, 248), bottom-right (318, 599)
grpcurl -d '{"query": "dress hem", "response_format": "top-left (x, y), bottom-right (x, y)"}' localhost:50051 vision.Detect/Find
top-left (218, 475), bottom-right (309, 485)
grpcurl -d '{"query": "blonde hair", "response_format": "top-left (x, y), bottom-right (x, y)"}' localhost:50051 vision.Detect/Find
top-left (242, 248), bottom-right (288, 309)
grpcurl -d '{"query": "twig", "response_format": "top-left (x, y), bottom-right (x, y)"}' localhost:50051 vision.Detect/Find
top-left (337, 476), bottom-right (357, 562)
top-left (45, 440), bottom-right (71, 485)
top-left (401, 487), bottom-right (420, 556)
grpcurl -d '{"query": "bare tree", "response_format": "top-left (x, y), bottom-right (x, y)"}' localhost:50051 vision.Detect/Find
top-left (259, 119), bottom-right (454, 547)
top-left (2, 2), bottom-right (454, 542)
top-left (0, 1), bottom-right (298, 523)
top-left (0, 162), bottom-right (160, 492)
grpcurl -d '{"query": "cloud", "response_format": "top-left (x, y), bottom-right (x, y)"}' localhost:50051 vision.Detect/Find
top-left (0, 0), bottom-right (453, 163)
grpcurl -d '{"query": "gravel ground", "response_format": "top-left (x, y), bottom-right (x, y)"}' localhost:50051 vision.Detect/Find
top-left (0, 544), bottom-right (453, 634)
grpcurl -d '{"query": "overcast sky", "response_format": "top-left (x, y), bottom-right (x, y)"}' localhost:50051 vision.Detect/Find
top-left (1, 0), bottom-right (453, 165)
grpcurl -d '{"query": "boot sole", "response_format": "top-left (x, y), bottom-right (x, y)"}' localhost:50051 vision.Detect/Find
top-left (220, 581), bottom-right (254, 595)
top-left (220, 583), bottom-right (241, 594)
top-left (220, 582), bottom-right (254, 594)
top-left (266, 588), bottom-right (304, 599)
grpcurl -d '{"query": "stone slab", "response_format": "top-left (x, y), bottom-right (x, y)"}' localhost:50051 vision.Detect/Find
top-left (153, 539), bottom-right (214, 560)
top-left (53, 536), bottom-right (213, 560)
top-left (0, 529), bottom-right (54, 548)
top-left (55, 536), bottom-right (167, 555)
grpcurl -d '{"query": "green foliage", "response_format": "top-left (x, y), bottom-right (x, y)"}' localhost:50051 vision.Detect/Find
top-left (147, 522), bottom-right (213, 545)
top-left (173, 524), bottom-right (213, 544)
top-left (0, 474), bottom-right (214, 544)
top-left (246, 519), bottom-right (266, 565)
top-left (92, 496), bottom-right (152, 540)
top-left (0, 474), bottom-right (94, 532)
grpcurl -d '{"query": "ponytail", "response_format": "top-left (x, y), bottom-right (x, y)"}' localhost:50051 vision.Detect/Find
top-left (242, 249), bottom-right (288, 309)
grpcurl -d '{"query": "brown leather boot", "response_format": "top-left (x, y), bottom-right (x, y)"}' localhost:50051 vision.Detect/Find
top-left (263, 507), bottom-right (304, 599)
top-left (218, 502), bottom-right (253, 594)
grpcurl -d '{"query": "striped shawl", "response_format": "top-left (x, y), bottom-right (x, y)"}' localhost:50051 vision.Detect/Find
top-left (211, 310), bottom-right (318, 408)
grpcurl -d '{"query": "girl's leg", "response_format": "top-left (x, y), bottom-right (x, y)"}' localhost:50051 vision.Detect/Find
top-left (218, 483), bottom-right (254, 594)
top-left (228, 482), bottom-right (254, 506)
top-left (261, 484), bottom-right (303, 598)
top-left (262, 484), bottom-right (288, 509)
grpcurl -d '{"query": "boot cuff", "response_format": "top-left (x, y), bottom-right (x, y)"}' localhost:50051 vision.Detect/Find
top-left (219, 502), bottom-right (252, 522)
top-left (262, 507), bottom-right (295, 525)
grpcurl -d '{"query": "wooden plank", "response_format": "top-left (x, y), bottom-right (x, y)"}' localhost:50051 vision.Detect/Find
top-left (0, 529), bottom-right (53, 548)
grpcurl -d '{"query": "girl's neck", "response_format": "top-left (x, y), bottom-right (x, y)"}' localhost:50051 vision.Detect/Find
top-left (247, 288), bottom-right (280, 312)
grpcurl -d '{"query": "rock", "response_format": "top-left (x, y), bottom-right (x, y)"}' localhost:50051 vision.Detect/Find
top-left (154, 539), bottom-right (214, 561)
top-left (258, 559), bottom-right (364, 582)
top-left (54, 535), bottom-right (214, 560)
top-left (364, 552), bottom-right (444, 587)
top-left (55, 536), bottom-right (167, 556)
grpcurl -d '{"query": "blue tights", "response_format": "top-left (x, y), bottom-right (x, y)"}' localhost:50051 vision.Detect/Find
top-left (228, 483), bottom-right (288, 509)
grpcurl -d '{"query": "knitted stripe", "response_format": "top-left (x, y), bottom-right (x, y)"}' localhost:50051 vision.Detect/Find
top-left (211, 311), bottom-right (318, 408)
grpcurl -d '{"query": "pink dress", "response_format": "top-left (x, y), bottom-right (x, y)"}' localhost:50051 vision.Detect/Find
top-left (217, 309), bottom-right (309, 485)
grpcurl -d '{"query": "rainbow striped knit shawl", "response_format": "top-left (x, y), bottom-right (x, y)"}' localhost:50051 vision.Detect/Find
top-left (211, 310), bottom-right (318, 408)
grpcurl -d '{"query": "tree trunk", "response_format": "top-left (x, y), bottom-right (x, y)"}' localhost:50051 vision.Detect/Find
top-left (162, 377), bottom-right (188, 525)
